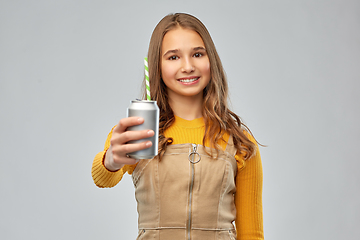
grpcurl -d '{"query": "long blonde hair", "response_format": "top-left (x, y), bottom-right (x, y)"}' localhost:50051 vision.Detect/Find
top-left (143, 13), bottom-right (256, 160)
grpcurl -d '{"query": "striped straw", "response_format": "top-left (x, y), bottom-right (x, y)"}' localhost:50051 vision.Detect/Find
top-left (144, 57), bottom-right (151, 100)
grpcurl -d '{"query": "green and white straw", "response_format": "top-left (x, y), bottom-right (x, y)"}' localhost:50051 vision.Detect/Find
top-left (144, 57), bottom-right (151, 100)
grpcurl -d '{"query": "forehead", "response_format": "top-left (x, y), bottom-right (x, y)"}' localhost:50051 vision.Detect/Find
top-left (161, 27), bottom-right (205, 51)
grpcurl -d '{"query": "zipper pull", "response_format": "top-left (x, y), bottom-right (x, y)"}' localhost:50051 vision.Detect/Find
top-left (188, 144), bottom-right (201, 164)
top-left (192, 143), bottom-right (197, 153)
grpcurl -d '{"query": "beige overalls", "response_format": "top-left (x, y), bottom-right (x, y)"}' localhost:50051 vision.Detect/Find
top-left (132, 138), bottom-right (238, 240)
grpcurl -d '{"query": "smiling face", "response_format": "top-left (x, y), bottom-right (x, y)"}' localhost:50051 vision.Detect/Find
top-left (160, 27), bottom-right (211, 102)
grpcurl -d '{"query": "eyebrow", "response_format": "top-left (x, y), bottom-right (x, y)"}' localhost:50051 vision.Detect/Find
top-left (163, 46), bottom-right (207, 57)
top-left (193, 46), bottom-right (206, 52)
top-left (163, 49), bottom-right (179, 57)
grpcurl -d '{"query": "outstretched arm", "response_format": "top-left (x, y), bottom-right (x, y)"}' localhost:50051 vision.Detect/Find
top-left (91, 117), bottom-right (154, 188)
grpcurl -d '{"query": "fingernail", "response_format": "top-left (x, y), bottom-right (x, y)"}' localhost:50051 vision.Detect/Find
top-left (146, 141), bottom-right (152, 147)
top-left (148, 130), bottom-right (154, 136)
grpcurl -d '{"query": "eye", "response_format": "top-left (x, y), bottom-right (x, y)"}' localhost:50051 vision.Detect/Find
top-left (168, 55), bottom-right (179, 60)
top-left (193, 52), bottom-right (203, 58)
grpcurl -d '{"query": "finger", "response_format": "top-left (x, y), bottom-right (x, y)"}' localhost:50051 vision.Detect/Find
top-left (113, 155), bottom-right (140, 165)
top-left (110, 129), bottom-right (154, 147)
top-left (111, 141), bottom-right (152, 165)
top-left (113, 117), bottom-right (144, 133)
top-left (112, 140), bottom-right (153, 156)
top-left (117, 129), bottom-right (154, 144)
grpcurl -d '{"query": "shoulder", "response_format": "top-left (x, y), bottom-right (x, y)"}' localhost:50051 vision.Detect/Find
top-left (234, 129), bottom-right (260, 167)
top-left (242, 129), bottom-right (258, 146)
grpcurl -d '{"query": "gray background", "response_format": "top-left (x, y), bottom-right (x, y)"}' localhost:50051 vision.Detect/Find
top-left (1, 0), bottom-right (359, 239)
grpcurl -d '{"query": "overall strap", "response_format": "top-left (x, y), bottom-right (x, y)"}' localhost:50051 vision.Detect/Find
top-left (225, 135), bottom-right (237, 157)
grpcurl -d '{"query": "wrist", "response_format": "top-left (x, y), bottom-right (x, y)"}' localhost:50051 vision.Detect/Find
top-left (104, 149), bottom-right (123, 172)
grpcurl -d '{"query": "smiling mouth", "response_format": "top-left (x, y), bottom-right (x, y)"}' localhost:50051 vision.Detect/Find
top-left (178, 77), bottom-right (199, 83)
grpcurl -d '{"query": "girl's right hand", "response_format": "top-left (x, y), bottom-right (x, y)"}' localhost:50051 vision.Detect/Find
top-left (104, 117), bottom-right (154, 171)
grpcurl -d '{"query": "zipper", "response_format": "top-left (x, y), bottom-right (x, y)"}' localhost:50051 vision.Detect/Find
top-left (186, 144), bottom-right (199, 240)
top-left (188, 144), bottom-right (201, 164)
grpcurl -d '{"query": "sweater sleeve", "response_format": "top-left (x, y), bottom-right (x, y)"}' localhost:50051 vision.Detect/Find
top-left (234, 134), bottom-right (264, 240)
top-left (91, 126), bottom-right (137, 188)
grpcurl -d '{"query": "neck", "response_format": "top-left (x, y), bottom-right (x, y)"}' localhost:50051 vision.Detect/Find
top-left (168, 94), bottom-right (203, 121)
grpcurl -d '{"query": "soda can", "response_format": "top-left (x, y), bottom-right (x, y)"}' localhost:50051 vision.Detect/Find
top-left (127, 100), bottom-right (159, 159)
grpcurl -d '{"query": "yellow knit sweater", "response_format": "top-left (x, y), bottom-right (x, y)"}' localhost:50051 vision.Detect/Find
top-left (92, 116), bottom-right (264, 240)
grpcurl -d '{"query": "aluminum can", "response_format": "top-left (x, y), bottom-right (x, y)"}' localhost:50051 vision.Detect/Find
top-left (127, 100), bottom-right (159, 159)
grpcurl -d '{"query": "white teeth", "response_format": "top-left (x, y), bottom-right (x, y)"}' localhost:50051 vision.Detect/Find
top-left (179, 78), bottom-right (198, 83)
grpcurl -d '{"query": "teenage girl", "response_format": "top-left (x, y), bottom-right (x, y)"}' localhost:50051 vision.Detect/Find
top-left (92, 13), bottom-right (264, 240)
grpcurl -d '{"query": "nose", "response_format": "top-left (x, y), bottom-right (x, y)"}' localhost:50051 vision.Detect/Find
top-left (181, 57), bottom-right (195, 73)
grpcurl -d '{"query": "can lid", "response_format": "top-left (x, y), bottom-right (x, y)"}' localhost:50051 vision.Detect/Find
top-left (131, 100), bottom-right (157, 103)
top-left (129, 100), bottom-right (158, 110)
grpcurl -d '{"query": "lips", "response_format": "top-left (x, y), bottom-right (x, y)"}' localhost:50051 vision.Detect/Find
top-left (178, 77), bottom-right (200, 83)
